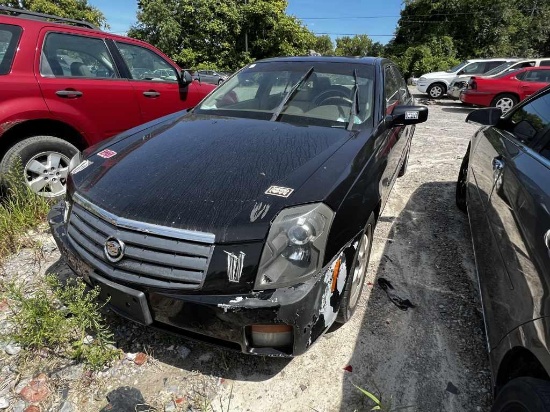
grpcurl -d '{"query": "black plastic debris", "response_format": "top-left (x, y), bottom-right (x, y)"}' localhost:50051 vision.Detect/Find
top-left (100, 387), bottom-right (154, 412)
top-left (446, 381), bottom-right (459, 395)
top-left (377, 278), bottom-right (415, 311)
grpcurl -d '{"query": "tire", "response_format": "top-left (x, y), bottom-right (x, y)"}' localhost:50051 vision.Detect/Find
top-left (492, 377), bottom-right (550, 412)
top-left (456, 147), bottom-right (469, 214)
top-left (491, 93), bottom-right (518, 114)
top-left (0, 136), bottom-right (78, 199)
top-left (398, 141), bottom-right (411, 177)
top-left (218, 79), bottom-right (224, 85)
top-left (427, 83), bottom-right (446, 99)
top-left (337, 213), bottom-right (376, 324)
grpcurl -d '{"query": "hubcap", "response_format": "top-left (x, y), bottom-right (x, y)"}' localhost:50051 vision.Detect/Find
top-left (429, 86), bottom-right (443, 98)
top-left (24, 151), bottom-right (70, 198)
top-left (495, 97), bottom-right (514, 113)
top-left (349, 228), bottom-right (371, 308)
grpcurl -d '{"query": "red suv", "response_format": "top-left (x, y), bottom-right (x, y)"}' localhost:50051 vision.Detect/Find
top-left (0, 7), bottom-right (216, 197)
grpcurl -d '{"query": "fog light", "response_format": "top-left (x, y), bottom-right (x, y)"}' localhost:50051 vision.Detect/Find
top-left (250, 324), bottom-right (293, 348)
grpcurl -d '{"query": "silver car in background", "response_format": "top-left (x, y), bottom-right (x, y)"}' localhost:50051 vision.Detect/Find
top-left (194, 70), bottom-right (229, 85)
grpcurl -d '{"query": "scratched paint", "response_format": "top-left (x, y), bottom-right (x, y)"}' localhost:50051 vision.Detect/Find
top-left (250, 202), bottom-right (270, 222)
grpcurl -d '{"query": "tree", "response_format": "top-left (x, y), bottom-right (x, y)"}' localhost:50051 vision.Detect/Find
top-left (369, 41), bottom-right (385, 57)
top-left (128, 0), bottom-right (316, 70)
top-left (313, 35), bottom-right (334, 55)
top-left (335, 34), bottom-right (373, 57)
top-left (0, 0), bottom-right (107, 28)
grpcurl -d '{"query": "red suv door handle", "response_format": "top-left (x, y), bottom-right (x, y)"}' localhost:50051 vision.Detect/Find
top-left (56, 89), bottom-right (83, 98)
top-left (143, 91), bottom-right (160, 98)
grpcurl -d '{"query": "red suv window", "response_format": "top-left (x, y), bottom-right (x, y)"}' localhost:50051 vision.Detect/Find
top-left (0, 23), bottom-right (22, 75)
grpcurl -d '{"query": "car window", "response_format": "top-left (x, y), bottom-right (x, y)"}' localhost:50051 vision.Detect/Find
top-left (40, 33), bottom-right (118, 78)
top-left (0, 24), bottom-right (22, 75)
top-left (116, 42), bottom-right (177, 82)
top-left (384, 65), bottom-right (400, 106)
top-left (522, 70), bottom-right (550, 83)
top-left (391, 66), bottom-right (410, 103)
top-left (462, 62), bottom-right (484, 74)
top-left (509, 92), bottom-right (550, 145)
top-left (196, 61), bottom-right (375, 130)
top-left (540, 60), bottom-right (550, 67)
top-left (541, 137), bottom-right (550, 160)
top-left (484, 61), bottom-right (505, 72)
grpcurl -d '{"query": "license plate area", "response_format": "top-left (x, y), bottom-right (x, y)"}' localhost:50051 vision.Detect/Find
top-left (89, 273), bottom-right (153, 325)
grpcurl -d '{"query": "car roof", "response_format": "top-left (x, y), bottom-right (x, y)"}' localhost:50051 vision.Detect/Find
top-left (255, 56), bottom-right (382, 66)
top-left (466, 58), bottom-right (522, 62)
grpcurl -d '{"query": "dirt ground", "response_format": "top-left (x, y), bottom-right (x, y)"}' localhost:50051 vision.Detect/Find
top-left (0, 89), bottom-right (494, 412)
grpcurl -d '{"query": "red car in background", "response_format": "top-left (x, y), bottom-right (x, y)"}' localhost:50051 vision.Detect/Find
top-left (0, 7), bottom-right (215, 197)
top-left (460, 66), bottom-right (550, 113)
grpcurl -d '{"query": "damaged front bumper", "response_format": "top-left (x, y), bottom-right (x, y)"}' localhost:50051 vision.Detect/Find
top-left (48, 202), bottom-right (350, 357)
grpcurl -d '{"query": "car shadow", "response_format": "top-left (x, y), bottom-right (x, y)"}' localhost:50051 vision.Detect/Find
top-left (338, 181), bottom-right (491, 411)
top-left (45, 259), bottom-right (291, 383)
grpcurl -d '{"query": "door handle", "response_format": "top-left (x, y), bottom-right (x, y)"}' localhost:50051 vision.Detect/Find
top-left (492, 157), bottom-right (505, 171)
top-left (56, 89), bottom-right (83, 98)
top-left (143, 91), bottom-right (160, 98)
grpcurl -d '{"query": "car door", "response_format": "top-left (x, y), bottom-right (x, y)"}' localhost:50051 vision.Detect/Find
top-left (113, 41), bottom-right (206, 123)
top-left (36, 29), bottom-right (141, 145)
top-left (485, 92), bottom-right (550, 341)
top-left (517, 69), bottom-right (550, 100)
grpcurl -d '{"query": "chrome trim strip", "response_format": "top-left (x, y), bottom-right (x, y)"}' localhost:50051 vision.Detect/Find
top-left (73, 193), bottom-right (216, 244)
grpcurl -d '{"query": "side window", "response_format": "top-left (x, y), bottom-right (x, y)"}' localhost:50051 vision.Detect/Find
top-left (384, 65), bottom-right (400, 107)
top-left (0, 24), bottom-right (22, 75)
top-left (116, 42), bottom-right (177, 82)
top-left (509, 92), bottom-right (550, 145)
top-left (522, 70), bottom-right (550, 83)
top-left (540, 60), bottom-right (550, 67)
top-left (484, 61), bottom-right (504, 72)
top-left (541, 138), bottom-right (550, 160)
top-left (391, 66), bottom-right (410, 102)
top-left (462, 62), bottom-right (484, 74)
top-left (40, 32), bottom-right (118, 78)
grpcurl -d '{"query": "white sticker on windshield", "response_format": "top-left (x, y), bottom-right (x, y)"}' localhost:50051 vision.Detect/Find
top-left (265, 186), bottom-right (294, 198)
top-left (405, 111), bottom-right (419, 120)
top-left (249, 64), bottom-right (256, 68)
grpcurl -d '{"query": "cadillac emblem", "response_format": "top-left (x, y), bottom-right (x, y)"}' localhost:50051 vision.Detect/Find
top-left (104, 237), bottom-right (125, 263)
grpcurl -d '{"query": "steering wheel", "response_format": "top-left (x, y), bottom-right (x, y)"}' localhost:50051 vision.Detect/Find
top-left (314, 89), bottom-right (353, 106)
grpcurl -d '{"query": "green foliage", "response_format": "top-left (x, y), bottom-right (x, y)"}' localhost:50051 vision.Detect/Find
top-left (129, 0), bottom-right (315, 71)
top-left (335, 34), bottom-right (373, 57)
top-left (354, 384), bottom-right (414, 412)
top-left (313, 35), bottom-right (334, 56)
top-left (0, 0), bottom-right (107, 28)
top-left (0, 159), bottom-right (51, 260)
top-left (3, 275), bottom-right (120, 370)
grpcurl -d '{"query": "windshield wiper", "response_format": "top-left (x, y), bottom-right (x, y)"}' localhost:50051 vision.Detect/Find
top-left (347, 69), bottom-right (360, 131)
top-left (270, 66), bottom-right (314, 121)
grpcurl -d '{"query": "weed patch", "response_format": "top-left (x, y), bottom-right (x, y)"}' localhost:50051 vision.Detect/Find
top-left (0, 159), bottom-right (52, 260)
top-left (2, 275), bottom-right (120, 370)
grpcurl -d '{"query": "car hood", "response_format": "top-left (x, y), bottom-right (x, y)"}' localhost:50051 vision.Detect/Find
top-left (71, 114), bottom-right (353, 243)
top-left (421, 71), bottom-right (455, 79)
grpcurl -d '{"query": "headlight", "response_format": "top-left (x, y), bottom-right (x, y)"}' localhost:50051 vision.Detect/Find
top-left (255, 203), bottom-right (334, 290)
top-left (68, 152), bottom-right (82, 174)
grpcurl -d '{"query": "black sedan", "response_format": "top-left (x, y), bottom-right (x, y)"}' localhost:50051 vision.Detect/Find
top-left (456, 86), bottom-right (550, 410)
top-left (49, 57), bottom-right (427, 356)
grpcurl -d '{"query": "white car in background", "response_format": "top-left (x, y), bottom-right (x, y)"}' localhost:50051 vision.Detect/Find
top-left (416, 58), bottom-right (514, 98)
top-left (448, 57), bottom-right (550, 99)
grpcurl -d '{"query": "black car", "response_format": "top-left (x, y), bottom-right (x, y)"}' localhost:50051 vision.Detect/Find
top-left (49, 57), bottom-right (427, 356)
top-left (456, 86), bottom-right (550, 410)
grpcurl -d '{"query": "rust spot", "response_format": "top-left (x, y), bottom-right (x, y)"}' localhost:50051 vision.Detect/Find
top-left (0, 119), bottom-right (23, 135)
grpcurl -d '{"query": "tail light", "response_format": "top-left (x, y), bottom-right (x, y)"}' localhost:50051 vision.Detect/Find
top-left (469, 77), bottom-right (477, 90)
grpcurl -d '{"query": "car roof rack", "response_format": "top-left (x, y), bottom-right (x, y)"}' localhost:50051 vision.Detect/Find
top-left (0, 6), bottom-right (99, 30)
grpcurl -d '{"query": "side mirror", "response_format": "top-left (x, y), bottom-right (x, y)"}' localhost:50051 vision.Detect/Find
top-left (466, 107), bottom-right (502, 126)
top-left (457, 70), bottom-right (465, 75)
top-left (386, 105), bottom-right (428, 127)
top-left (179, 70), bottom-right (193, 87)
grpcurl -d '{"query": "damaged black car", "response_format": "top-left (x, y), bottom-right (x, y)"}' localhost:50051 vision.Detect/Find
top-left (49, 57), bottom-right (428, 356)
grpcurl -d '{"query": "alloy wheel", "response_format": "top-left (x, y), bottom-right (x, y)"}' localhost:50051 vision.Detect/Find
top-left (495, 97), bottom-right (515, 113)
top-left (24, 151), bottom-right (70, 197)
top-left (349, 229), bottom-right (371, 308)
top-left (429, 85), bottom-right (444, 98)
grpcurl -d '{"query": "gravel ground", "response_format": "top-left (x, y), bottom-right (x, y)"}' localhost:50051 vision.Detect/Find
top-left (0, 90), bottom-right (493, 412)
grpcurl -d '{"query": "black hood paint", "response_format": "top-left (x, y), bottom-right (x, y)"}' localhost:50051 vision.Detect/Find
top-left (72, 114), bottom-right (353, 243)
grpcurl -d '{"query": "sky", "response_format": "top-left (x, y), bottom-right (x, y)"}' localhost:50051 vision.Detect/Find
top-left (87, 0), bottom-right (404, 44)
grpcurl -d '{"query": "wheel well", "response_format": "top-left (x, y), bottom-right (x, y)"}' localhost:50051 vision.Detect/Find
top-left (0, 119), bottom-right (88, 159)
top-left (496, 347), bottom-right (550, 395)
top-left (492, 92), bottom-right (519, 103)
top-left (429, 82), bottom-right (447, 92)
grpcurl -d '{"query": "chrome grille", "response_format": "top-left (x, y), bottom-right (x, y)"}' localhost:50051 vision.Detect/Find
top-left (66, 194), bottom-right (215, 290)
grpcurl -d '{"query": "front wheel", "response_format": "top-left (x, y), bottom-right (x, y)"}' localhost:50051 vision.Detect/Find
top-left (491, 93), bottom-right (518, 113)
top-left (492, 377), bottom-right (550, 412)
top-left (0, 136), bottom-right (78, 199)
top-left (427, 83), bottom-right (446, 99)
top-left (337, 213), bottom-right (376, 324)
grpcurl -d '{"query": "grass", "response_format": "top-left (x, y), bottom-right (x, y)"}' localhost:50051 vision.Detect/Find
top-left (0, 159), bottom-right (52, 261)
top-left (354, 384), bottom-right (414, 412)
top-left (2, 274), bottom-right (121, 370)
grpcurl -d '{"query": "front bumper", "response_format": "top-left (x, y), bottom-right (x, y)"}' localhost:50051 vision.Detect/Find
top-left (48, 202), bottom-right (349, 357)
top-left (416, 82), bottom-right (429, 93)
